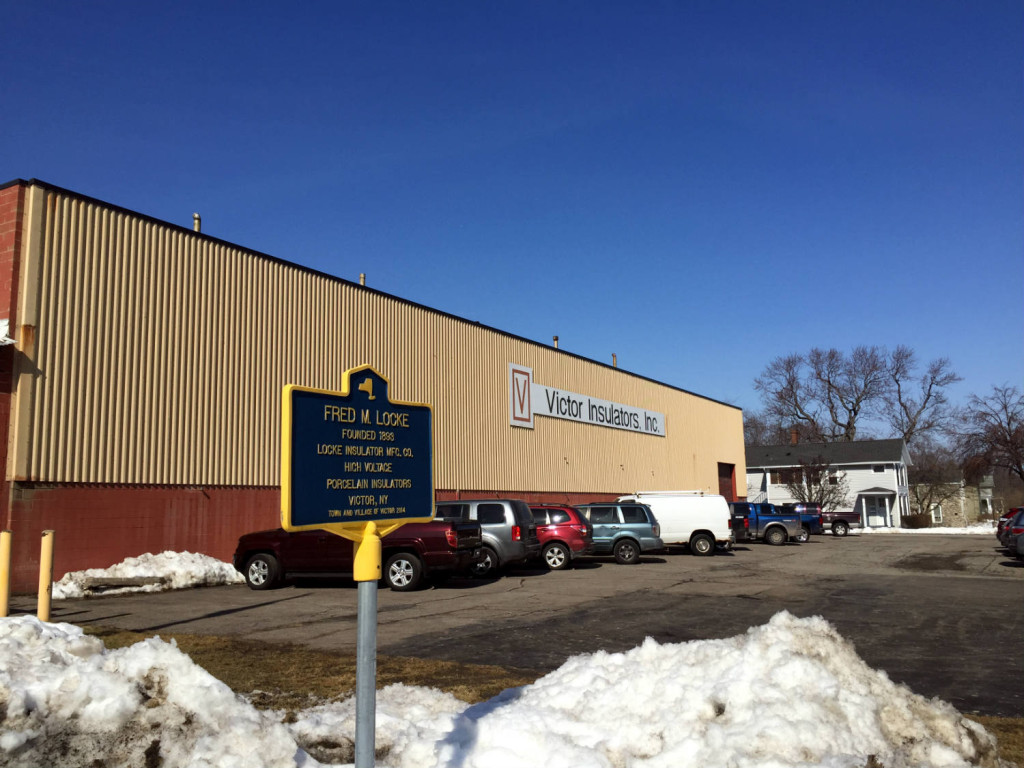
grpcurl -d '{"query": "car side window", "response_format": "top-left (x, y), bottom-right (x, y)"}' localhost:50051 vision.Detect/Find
top-left (478, 504), bottom-right (505, 525)
top-left (436, 504), bottom-right (468, 521)
top-left (620, 506), bottom-right (646, 523)
top-left (531, 509), bottom-right (548, 525)
top-left (590, 507), bottom-right (617, 524)
top-left (549, 509), bottom-right (571, 524)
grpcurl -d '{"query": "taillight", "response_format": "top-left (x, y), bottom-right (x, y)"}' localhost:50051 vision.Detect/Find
top-left (653, 523), bottom-right (660, 537)
top-left (445, 529), bottom-right (457, 547)
top-left (744, 518), bottom-right (750, 529)
top-left (728, 519), bottom-right (732, 529)
top-left (570, 524), bottom-right (588, 534)
top-left (512, 525), bottom-right (522, 541)
top-left (1012, 526), bottom-right (1024, 535)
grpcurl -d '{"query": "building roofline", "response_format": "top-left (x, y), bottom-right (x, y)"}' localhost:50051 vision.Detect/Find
top-left (747, 460), bottom-right (906, 470)
top-left (3, 177), bottom-right (741, 412)
top-left (745, 438), bottom-right (912, 468)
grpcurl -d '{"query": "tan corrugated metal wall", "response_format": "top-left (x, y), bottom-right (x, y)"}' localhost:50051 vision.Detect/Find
top-left (10, 184), bottom-right (745, 493)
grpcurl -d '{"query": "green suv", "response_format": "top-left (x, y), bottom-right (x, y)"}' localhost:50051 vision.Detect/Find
top-left (575, 502), bottom-right (664, 564)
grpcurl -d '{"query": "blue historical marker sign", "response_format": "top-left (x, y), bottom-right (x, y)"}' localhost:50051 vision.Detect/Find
top-left (281, 366), bottom-right (434, 531)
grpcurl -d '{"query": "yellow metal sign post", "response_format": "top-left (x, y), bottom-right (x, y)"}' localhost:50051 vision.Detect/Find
top-left (281, 365), bottom-right (433, 768)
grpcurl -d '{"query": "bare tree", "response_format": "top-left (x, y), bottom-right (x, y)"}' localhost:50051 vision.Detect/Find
top-left (754, 354), bottom-right (824, 440)
top-left (743, 410), bottom-right (806, 446)
top-left (808, 346), bottom-right (889, 441)
top-left (956, 385), bottom-right (1024, 484)
top-left (907, 439), bottom-right (964, 520)
top-left (884, 346), bottom-right (961, 446)
top-left (754, 345), bottom-right (960, 444)
top-left (755, 346), bottom-right (888, 442)
top-left (784, 456), bottom-right (850, 513)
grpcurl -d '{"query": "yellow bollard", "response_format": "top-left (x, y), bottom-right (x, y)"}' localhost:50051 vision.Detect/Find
top-left (37, 529), bottom-right (54, 622)
top-left (0, 530), bottom-right (11, 618)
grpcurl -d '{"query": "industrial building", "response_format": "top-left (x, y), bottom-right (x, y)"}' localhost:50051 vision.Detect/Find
top-left (0, 179), bottom-right (745, 591)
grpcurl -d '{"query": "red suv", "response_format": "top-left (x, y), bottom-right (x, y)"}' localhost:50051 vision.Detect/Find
top-left (997, 508), bottom-right (1022, 541)
top-left (530, 505), bottom-right (594, 570)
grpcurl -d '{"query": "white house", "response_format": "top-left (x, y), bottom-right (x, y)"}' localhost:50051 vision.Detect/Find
top-left (745, 439), bottom-right (912, 528)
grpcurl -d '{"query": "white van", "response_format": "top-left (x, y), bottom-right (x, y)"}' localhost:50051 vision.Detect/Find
top-left (615, 491), bottom-right (733, 556)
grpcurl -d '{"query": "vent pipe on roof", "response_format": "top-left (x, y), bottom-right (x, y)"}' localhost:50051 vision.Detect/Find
top-left (612, 353), bottom-right (617, 368)
top-left (192, 213), bottom-right (201, 232)
top-left (359, 273), bottom-right (366, 286)
top-left (553, 335), bottom-right (559, 349)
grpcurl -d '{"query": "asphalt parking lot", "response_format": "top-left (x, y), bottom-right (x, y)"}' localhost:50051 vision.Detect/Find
top-left (18, 532), bottom-right (1024, 717)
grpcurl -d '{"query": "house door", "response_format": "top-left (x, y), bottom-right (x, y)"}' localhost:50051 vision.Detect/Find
top-left (865, 497), bottom-right (886, 527)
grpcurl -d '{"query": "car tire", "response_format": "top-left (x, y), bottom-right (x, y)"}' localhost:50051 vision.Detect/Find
top-left (765, 527), bottom-right (787, 546)
top-left (795, 526), bottom-right (810, 543)
top-left (543, 542), bottom-right (571, 570)
top-left (690, 533), bottom-right (714, 556)
top-left (244, 553), bottom-right (280, 590)
top-left (471, 546), bottom-right (499, 578)
top-left (613, 538), bottom-right (640, 564)
top-left (384, 552), bottom-right (423, 591)
top-left (833, 521), bottom-right (850, 537)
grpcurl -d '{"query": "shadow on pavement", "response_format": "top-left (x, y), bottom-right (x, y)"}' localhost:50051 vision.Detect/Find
top-left (139, 592), bottom-right (315, 632)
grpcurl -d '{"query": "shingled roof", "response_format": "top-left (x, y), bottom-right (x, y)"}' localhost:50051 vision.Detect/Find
top-left (746, 439), bottom-right (911, 468)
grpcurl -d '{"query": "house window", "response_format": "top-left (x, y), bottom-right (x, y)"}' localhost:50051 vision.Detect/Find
top-left (872, 465), bottom-right (885, 473)
top-left (771, 469), bottom-right (802, 485)
top-left (930, 504), bottom-right (943, 523)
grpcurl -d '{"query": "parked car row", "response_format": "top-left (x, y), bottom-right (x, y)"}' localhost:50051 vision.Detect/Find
top-left (234, 491), bottom-right (864, 592)
top-left (996, 507), bottom-right (1022, 542)
top-left (996, 507), bottom-right (1024, 559)
top-left (724, 501), bottom-right (861, 542)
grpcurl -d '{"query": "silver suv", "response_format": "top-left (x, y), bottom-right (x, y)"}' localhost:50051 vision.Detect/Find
top-left (435, 499), bottom-right (541, 577)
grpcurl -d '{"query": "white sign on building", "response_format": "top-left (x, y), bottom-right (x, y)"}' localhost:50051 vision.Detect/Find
top-left (509, 364), bottom-right (665, 436)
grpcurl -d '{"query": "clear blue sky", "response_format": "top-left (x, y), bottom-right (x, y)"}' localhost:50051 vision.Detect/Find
top-left (3, 2), bottom-right (1021, 418)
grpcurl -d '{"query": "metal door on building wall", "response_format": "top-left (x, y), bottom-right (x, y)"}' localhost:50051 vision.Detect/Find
top-left (717, 463), bottom-right (736, 501)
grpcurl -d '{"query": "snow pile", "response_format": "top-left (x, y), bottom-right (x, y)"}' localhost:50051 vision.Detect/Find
top-left (289, 684), bottom-right (467, 766)
top-left (0, 612), bottom-right (999, 768)
top-left (52, 551), bottom-right (244, 599)
top-left (421, 611), bottom-right (997, 768)
top-left (863, 523), bottom-right (996, 535)
top-left (0, 616), bottom-right (302, 768)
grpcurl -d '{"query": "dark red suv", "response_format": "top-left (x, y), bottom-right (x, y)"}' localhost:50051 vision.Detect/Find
top-left (996, 508), bottom-right (1022, 541)
top-left (530, 505), bottom-right (594, 570)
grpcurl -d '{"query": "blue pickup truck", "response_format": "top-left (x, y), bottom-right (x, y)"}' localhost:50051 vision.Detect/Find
top-left (728, 502), bottom-right (801, 546)
top-left (778, 503), bottom-right (826, 542)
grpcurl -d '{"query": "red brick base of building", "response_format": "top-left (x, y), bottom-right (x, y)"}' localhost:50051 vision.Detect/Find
top-left (6, 485), bottom-right (280, 594)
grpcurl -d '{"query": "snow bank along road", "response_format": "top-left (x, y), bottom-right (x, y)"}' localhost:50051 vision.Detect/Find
top-left (21, 532), bottom-right (1024, 718)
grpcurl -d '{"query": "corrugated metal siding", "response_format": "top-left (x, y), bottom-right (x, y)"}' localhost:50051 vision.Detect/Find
top-left (13, 185), bottom-right (745, 492)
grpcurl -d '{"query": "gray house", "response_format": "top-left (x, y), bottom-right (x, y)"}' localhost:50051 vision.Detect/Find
top-left (745, 439), bottom-right (912, 528)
